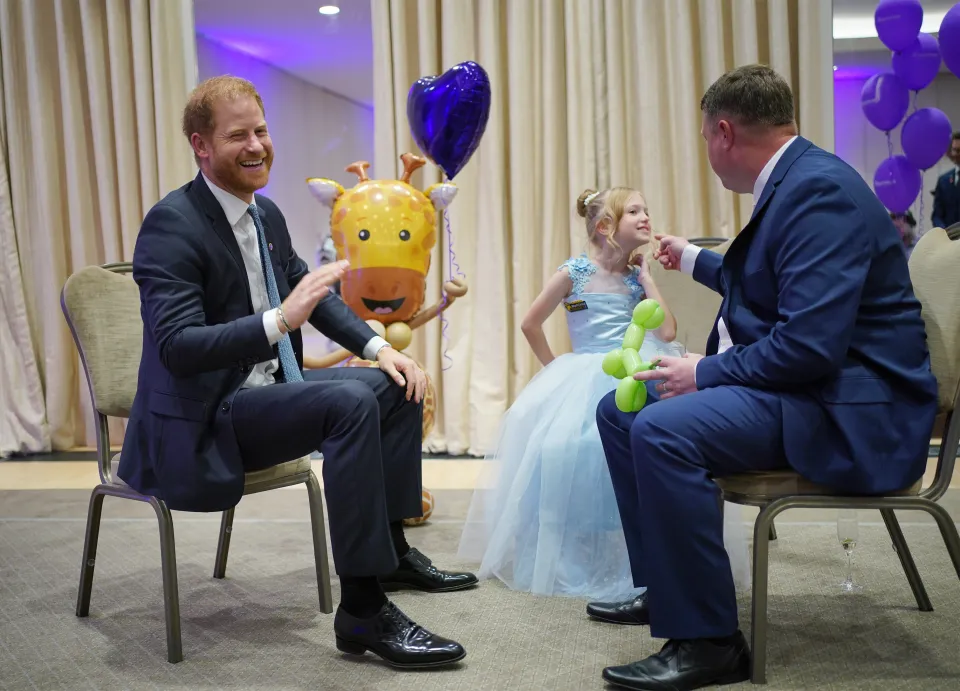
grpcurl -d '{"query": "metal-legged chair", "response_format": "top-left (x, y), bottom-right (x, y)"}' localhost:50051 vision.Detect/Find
top-left (62, 263), bottom-right (334, 663)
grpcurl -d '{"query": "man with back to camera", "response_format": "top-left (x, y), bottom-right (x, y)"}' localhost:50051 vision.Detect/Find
top-left (591, 65), bottom-right (937, 690)
top-left (122, 75), bottom-right (477, 669)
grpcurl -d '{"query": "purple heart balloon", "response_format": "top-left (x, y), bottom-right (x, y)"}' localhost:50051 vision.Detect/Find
top-left (407, 61), bottom-right (491, 180)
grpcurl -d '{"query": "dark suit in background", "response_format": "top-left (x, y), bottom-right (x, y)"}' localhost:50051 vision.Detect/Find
top-left (932, 167), bottom-right (960, 230)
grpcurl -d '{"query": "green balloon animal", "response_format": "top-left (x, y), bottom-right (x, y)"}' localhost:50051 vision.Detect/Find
top-left (600, 299), bottom-right (667, 412)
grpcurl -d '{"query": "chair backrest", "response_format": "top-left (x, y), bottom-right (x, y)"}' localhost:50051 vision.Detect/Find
top-left (908, 229), bottom-right (960, 499)
top-left (688, 236), bottom-right (730, 248)
top-left (60, 263), bottom-right (143, 420)
top-left (649, 239), bottom-right (732, 353)
top-left (909, 229), bottom-right (960, 413)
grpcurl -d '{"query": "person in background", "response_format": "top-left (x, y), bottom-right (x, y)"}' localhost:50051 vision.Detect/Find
top-left (931, 132), bottom-right (960, 230)
top-left (891, 210), bottom-right (918, 256)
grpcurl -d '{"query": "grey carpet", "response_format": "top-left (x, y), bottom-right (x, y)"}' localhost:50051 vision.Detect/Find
top-left (1, 489), bottom-right (959, 690)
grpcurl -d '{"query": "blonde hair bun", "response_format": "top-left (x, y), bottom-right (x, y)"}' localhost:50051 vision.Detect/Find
top-left (576, 189), bottom-right (598, 218)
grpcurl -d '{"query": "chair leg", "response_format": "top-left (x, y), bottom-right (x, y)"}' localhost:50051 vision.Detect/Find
top-left (213, 508), bottom-right (235, 579)
top-left (149, 498), bottom-right (183, 664)
top-left (305, 471), bottom-right (334, 614)
top-left (768, 521), bottom-right (777, 541)
top-left (880, 508), bottom-right (932, 611)
top-left (76, 486), bottom-right (108, 617)
top-left (750, 505), bottom-right (778, 684)
top-left (921, 502), bottom-right (960, 581)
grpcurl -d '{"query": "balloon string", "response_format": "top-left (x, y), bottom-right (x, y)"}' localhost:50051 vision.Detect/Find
top-left (438, 190), bottom-right (465, 372)
top-left (911, 91), bottom-right (919, 113)
top-left (886, 131), bottom-right (894, 159)
top-left (918, 181), bottom-right (926, 237)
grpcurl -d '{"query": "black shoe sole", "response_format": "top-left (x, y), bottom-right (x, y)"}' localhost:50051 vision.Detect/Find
top-left (379, 579), bottom-right (479, 593)
top-left (336, 636), bottom-right (467, 669)
top-left (586, 611), bottom-right (648, 626)
top-left (602, 666), bottom-right (749, 690)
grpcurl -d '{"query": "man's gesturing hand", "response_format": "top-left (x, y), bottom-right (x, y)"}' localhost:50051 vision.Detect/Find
top-left (653, 234), bottom-right (690, 272)
top-left (279, 260), bottom-right (349, 331)
top-left (633, 354), bottom-right (703, 400)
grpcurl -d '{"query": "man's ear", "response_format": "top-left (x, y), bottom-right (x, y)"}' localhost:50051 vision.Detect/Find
top-left (717, 120), bottom-right (735, 150)
top-left (190, 132), bottom-right (210, 161)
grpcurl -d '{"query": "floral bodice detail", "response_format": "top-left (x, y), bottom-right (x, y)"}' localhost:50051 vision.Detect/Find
top-left (559, 254), bottom-right (645, 298)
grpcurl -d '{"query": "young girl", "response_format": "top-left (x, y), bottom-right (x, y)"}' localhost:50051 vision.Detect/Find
top-left (458, 187), bottom-right (750, 600)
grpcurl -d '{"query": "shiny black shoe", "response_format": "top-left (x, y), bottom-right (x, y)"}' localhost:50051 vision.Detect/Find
top-left (379, 548), bottom-right (479, 593)
top-left (586, 592), bottom-right (649, 625)
top-left (602, 631), bottom-right (751, 690)
top-left (334, 601), bottom-right (466, 669)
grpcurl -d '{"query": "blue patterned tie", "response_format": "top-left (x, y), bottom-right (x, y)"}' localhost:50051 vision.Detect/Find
top-left (248, 204), bottom-right (303, 383)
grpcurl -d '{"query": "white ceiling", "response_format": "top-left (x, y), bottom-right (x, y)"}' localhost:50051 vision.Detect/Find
top-left (192, 0), bottom-right (957, 106)
top-left (833, 0), bottom-right (954, 39)
top-left (193, 0), bottom-right (374, 107)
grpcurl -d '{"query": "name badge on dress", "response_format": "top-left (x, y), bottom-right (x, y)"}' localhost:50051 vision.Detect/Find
top-left (564, 299), bottom-right (588, 312)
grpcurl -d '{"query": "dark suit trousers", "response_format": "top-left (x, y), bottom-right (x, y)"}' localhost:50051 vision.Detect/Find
top-left (230, 366), bottom-right (423, 577)
top-left (596, 383), bottom-right (789, 640)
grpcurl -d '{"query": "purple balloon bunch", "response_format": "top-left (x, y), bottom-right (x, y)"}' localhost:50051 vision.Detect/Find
top-left (862, 0), bottom-right (959, 214)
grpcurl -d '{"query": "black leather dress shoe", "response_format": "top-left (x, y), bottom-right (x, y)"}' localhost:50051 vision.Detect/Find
top-left (602, 631), bottom-right (750, 690)
top-left (586, 592), bottom-right (649, 625)
top-left (379, 548), bottom-right (479, 592)
top-left (334, 601), bottom-right (466, 669)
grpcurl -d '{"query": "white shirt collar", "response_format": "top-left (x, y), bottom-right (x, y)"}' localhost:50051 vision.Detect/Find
top-left (752, 135), bottom-right (798, 206)
top-left (201, 172), bottom-right (255, 227)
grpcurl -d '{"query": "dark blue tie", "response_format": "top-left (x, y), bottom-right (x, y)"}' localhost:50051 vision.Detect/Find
top-left (247, 205), bottom-right (303, 383)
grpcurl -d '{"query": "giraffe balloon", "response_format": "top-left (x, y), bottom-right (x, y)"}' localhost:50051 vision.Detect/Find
top-left (304, 155), bottom-right (466, 526)
top-left (304, 153), bottom-right (467, 366)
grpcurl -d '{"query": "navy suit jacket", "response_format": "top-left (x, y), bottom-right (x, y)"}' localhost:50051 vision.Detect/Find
top-left (693, 137), bottom-right (938, 494)
top-left (120, 172), bottom-right (376, 511)
top-left (932, 168), bottom-right (960, 230)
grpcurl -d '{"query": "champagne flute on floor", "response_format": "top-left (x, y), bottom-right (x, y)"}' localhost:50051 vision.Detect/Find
top-left (837, 509), bottom-right (863, 592)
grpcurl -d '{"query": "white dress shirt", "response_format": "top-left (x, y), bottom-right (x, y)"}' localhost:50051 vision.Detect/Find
top-left (201, 175), bottom-right (389, 387)
top-left (679, 136), bottom-right (798, 383)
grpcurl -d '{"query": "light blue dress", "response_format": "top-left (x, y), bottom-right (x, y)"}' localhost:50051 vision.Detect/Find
top-left (458, 255), bottom-right (750, 600)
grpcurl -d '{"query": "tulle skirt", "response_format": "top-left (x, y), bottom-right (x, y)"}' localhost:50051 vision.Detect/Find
top-left (457, 351), bottom-right (752, 600)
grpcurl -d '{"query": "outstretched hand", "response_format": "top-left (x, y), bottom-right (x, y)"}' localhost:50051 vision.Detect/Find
top-left (633, 353), bottom-right (703, 400)
top-left (376, 347), bottom-right (427, 403)
top-left (653, 234), bottom-right (690, 272)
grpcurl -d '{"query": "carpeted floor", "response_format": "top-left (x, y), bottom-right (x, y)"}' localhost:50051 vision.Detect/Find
top-left (1, 489), bottom-right (959, 690)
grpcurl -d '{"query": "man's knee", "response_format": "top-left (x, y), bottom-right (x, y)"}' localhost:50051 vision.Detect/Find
top-left (333, 379), bottom-right (380, 418)
top-left (628, 400), bottom-right (690, 467)
top-left (596, 390), bottom-right (619, 428)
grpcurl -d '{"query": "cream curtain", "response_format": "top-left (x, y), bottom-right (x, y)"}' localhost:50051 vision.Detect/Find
top-left (372, 0), bottom-right (834, 455)
top-left (0, 0), bottom-right (197, 455)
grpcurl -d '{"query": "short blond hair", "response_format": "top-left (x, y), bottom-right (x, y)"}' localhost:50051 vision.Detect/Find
top-left (182, 75), bottom-right (265, 141)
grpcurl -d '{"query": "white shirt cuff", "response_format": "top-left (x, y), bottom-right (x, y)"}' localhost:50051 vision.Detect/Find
top-left (680, 244), bottom-right (702, 275)
top-left (363, 336), bottom-right (390, 361)
top-left (263, 309), bottom-right (283, 345)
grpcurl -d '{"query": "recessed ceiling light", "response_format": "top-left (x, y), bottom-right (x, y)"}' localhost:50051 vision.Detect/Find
top-left (319, 5), bottom-right (340, 14)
